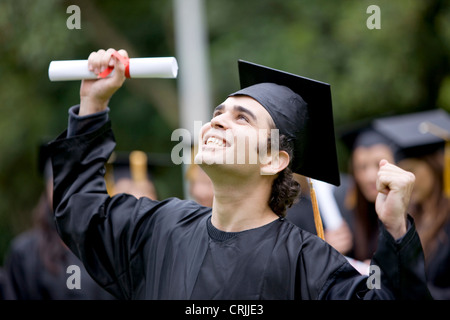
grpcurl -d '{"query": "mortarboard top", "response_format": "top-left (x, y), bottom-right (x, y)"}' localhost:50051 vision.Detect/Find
top-left (228, 60), bottom-right (340, 187)
top-left (337, 118), bottom-right (398, 156)
top-left (373, 109), bottom-right (450, 161)
top-left (337, 118), bottom-right (392, 152)
top-left (373, 109), bottom-right (450, 198)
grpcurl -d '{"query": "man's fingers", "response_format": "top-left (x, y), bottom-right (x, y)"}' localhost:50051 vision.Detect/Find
top-left (375, 162), bottom-right (414, 240)
top-left (376, 174), bottom-right (391, 195)
top-left (87, 49), bottom-right (106, 74)
top-left (87, 51), bottom-right (97, 72)
top-left (86, 48), bottom-right (129, 84)
top-left (379, 159), bottom-right (389, 167)
top-left (83, 47), bottom-right (129, 97)
top-left (377, 162), bottom-right (415, 195)
top-left (87, 48), bottom-right (123, 75)
top-left (100, 48), bottom-right (116, 73)
top-left (111, 49), bottom-right (129, 75)
top-left (117, 49), bottom-right (129, 59)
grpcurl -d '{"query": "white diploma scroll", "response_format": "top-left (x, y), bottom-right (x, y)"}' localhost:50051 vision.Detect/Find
top-left (48, 57), bottom-right (178, 81)
top-left (311, 179), bottom-right (344, 231)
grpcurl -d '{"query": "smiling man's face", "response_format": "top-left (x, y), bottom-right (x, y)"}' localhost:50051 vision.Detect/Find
top-left (195, 95), bottom-right (276, 175)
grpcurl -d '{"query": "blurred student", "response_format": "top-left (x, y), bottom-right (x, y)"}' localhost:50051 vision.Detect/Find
top-left (332, 125), bottom-right (396, 268)
top-left (0, 267), bottom-right (14, 299)
top-left (373, 109), bottom-right (450, 299)
top-left (105, 150), bottom-right (158, 200)
top-left (4, 144), bottom-right (116, 300)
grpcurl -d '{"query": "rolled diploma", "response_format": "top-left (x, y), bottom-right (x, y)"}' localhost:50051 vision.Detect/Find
top-left (311, 179), bottom-right (344, 230)
top-left (48, 57), bottom-right (178, 81)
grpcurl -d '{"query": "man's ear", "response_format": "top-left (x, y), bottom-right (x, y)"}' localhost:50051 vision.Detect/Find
top-left (260, 150), bottom-right (290, 175)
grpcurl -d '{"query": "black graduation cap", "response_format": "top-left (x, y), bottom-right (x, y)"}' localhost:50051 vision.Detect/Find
top-left (228, 60), bottom-right (340, 187)
top-left (373, 109), bottom-right (450, 198)
top-left (373, 109), bottom-right (450, 161)
top-left (338, 117), bottom-right (396, 153)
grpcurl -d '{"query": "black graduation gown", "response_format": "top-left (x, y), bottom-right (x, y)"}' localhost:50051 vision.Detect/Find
top-left (47, 120), bottom-right (432, 300)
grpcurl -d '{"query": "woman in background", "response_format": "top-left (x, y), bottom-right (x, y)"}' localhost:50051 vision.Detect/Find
top-left (398, 149), bottom-right (450, 299)
top-left (4, 147), bottom-right (116, 300)
top-left (332, 126), bottom-right (396, 265)
top-left (373, 108), bottom-right (450, 299)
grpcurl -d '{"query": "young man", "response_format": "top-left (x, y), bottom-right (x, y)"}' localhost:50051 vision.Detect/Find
top-left (48, 49), bottom-right (431, 299)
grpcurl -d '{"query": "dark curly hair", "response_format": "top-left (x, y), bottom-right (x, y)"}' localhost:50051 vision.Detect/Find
top-left (266, 134), bottom-right (301, 217)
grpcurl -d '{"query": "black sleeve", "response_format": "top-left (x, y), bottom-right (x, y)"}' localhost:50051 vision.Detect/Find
top-left (66, 105), bottom-right (110, 137)
top-left (48, 117), bottom-right (158, 299)
top-left (370, 215), bottom-right (433, 299)
top-left (318, 216), bottom-right (433, 300)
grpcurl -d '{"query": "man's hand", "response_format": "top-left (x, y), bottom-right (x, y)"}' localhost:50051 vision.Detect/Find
top-left (375, 159), bottom-right (415, 239)
top-left (79, 48), bottom-right (128, 116)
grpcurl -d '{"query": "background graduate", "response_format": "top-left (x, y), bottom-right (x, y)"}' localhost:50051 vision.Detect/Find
top-left (4, 144), bottom-right (115, 300)
top-left (330, 125), bottom-right (397, 267)
top-left (47, 48), bottom-right (431, 299)
top-left (374, 109), bottom-right (450, 299)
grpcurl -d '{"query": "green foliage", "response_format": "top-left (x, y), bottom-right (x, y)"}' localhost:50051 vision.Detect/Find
top-left (0, 0), bottom-right (449, 263)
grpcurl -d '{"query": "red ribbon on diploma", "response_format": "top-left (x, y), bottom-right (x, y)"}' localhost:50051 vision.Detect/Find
top-left (98, 50), bottom-right (130, 79)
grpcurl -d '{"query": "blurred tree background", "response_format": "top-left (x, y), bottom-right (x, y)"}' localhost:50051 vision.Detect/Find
top-left (0, 0), bottom-right (449, 264)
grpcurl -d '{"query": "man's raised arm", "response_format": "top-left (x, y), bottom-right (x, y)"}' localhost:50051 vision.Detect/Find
top-left (47, 49), bottom-right (146, 299)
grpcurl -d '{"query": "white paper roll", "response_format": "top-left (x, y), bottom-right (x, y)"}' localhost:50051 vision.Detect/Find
top-left (311, 179), bottom-right (344, 230)
top-left (48, 57), bottom-right (178, 81)
top-left (128, 57), bottom-right (178, 79)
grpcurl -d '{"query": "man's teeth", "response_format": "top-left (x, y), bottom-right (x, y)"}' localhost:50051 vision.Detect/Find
top-left (206, 137), bottom-right (225, 147)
